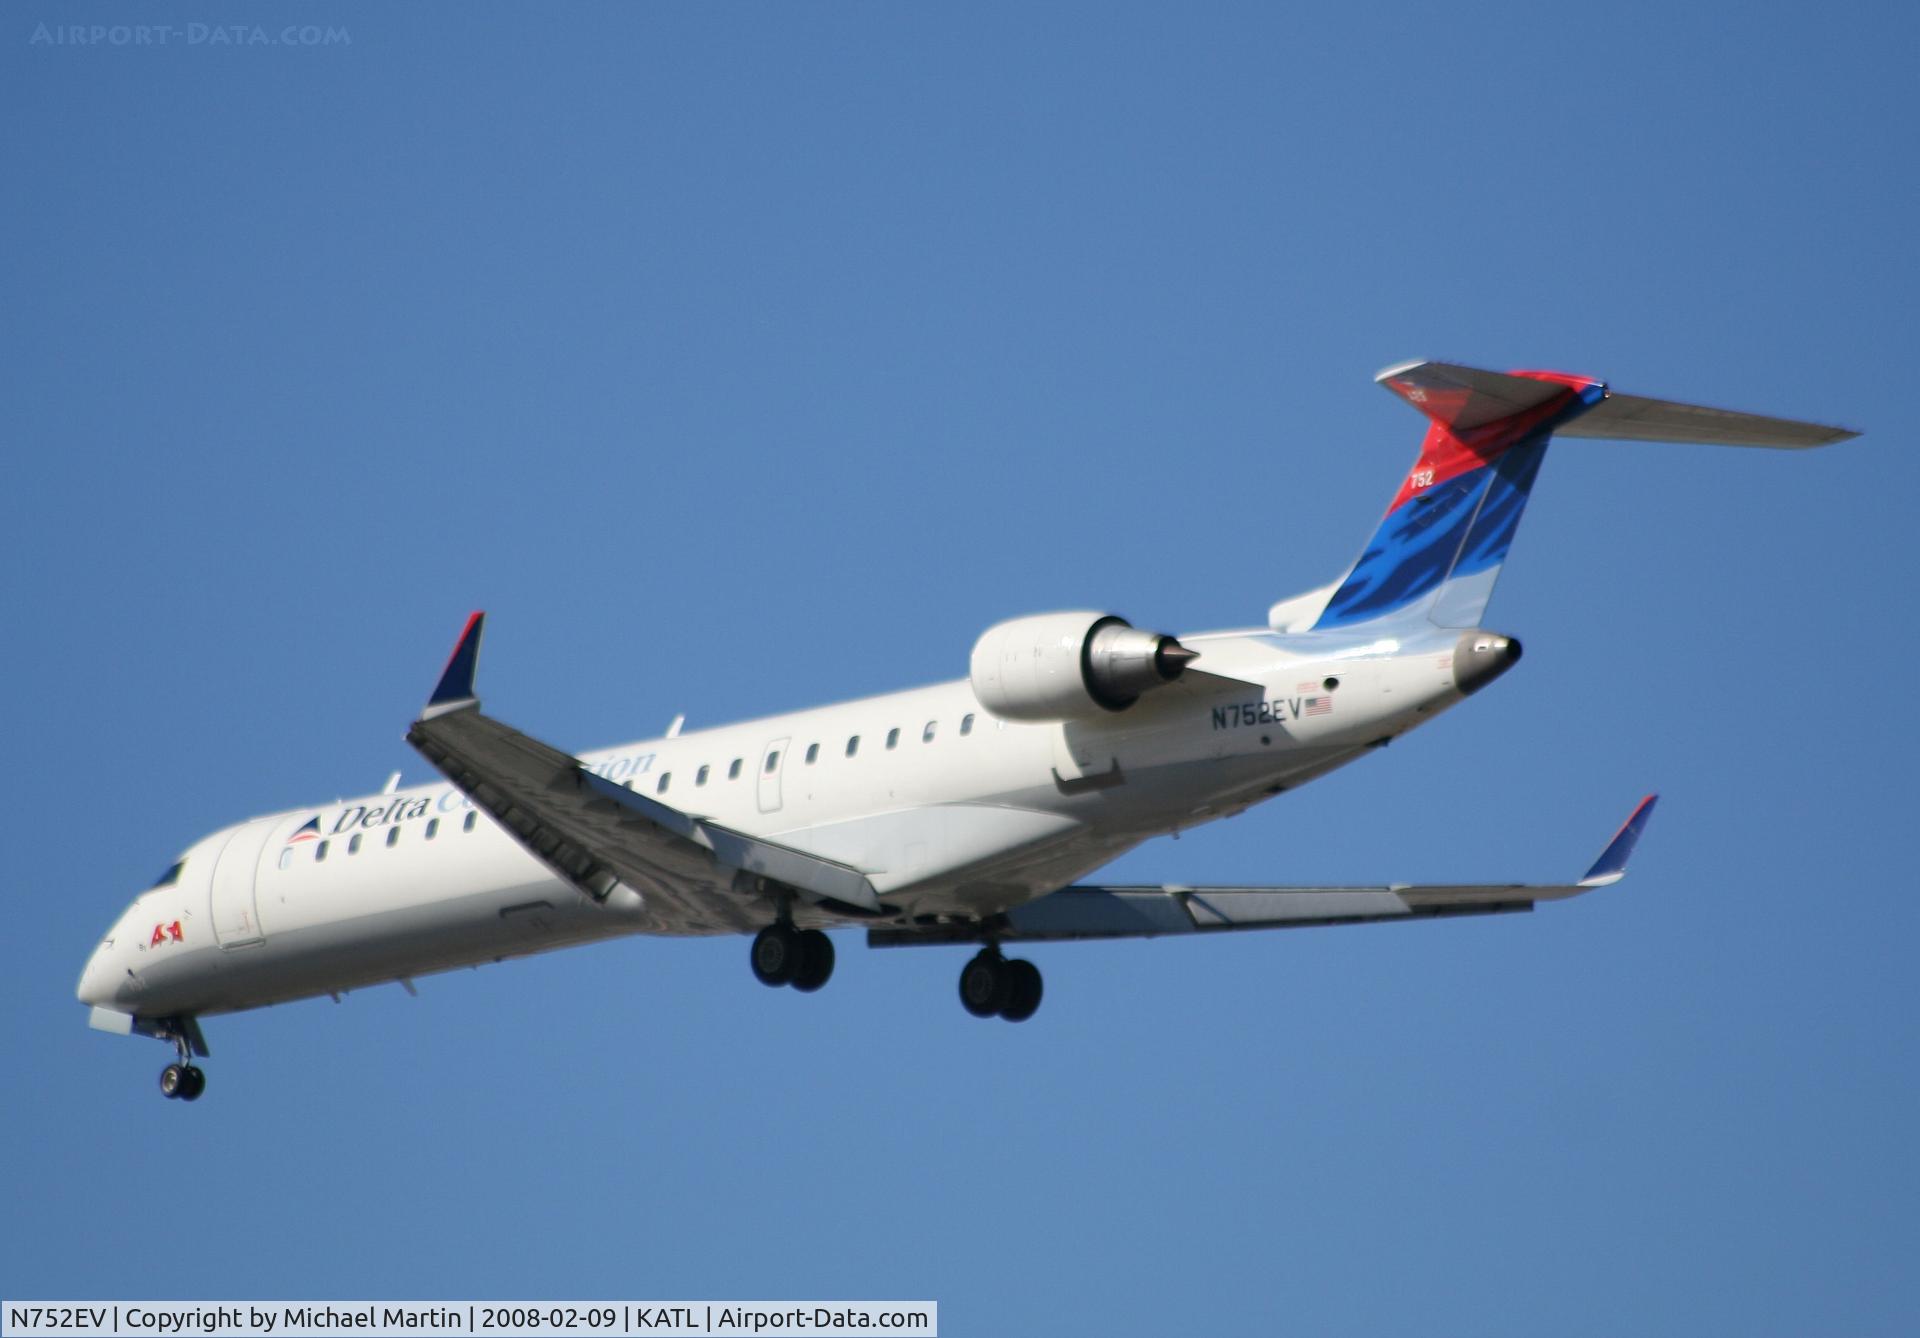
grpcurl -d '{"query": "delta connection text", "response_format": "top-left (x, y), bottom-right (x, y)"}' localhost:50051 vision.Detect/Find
top-left (0, 1302), bottom-right (937, 1338)
top-left (321, 749), bottom-right (660, 836)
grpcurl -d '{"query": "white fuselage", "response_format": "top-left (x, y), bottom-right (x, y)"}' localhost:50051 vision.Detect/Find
top-left (77, 626), bottom-right (1475, 1022)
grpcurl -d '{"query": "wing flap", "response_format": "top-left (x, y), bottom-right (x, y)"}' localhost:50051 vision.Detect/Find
top-left (410, 705), bottom-right (732, 924)
top-left (867, 884), bottom-right (1537, 946)
top-left (574, 768), bottom-right (884, 912)
top-left (870, 798), bottom-right (1655, 947)
top-left (405, 615), bottom-right (887, 935)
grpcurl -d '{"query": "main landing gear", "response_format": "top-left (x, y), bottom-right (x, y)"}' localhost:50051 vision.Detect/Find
top-left (958, 949), bottom-right (1043, 1022)
top-left (157, 1031), bottom-right (205, 1101)
top-left (750, 922), bottom-right (835, 993)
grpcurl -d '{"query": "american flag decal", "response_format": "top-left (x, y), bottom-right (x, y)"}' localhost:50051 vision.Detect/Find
top-left (1305, 696), bottom-right (1332, 716)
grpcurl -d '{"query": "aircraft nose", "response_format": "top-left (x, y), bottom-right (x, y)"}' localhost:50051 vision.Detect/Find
top-left (76, 939), bottom-right (122, 1008)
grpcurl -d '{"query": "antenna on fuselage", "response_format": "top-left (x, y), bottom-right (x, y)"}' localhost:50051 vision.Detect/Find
top-left (666, 714), bottom-right (685, 738)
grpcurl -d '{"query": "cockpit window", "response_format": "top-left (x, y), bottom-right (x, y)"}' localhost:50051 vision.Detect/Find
top-left (153, 861), bottom-right (184, 889)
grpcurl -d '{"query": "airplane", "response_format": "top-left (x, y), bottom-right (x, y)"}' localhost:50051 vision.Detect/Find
top-left (76, 360), bottom-right (1856, 1101)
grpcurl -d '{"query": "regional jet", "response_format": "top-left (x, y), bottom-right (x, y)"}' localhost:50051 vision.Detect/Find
top-left (77, 361), bottom-right (1856, 1100)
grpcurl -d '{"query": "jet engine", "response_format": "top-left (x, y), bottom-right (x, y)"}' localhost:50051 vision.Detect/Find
top-left (969, 612), bottom-right (1198, 722)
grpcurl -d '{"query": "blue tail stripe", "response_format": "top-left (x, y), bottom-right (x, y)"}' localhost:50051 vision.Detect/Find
top-left (1424, 434), bottom-right (1552, 628)
top-left (1451, 435), bottom-right (1549, 582)
top-left (1316, 465), bottom-right (1502, 629)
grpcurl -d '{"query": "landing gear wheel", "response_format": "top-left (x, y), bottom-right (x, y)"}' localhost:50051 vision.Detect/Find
top-left (959, 951), bottom-right (1011, 1018)
top-left (999, 959), bottom-right (1043, 1022)
top-left (178, 1066), bottom-right (206, 1101)
top-left (791, 930), bottom-right (836, 993)
top-left (159, 1063), bottom-right (187, 1099)
top-left (750, 923), bottom-right (803, 987)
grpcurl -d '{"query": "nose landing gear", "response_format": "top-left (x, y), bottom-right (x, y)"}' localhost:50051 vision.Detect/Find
top-left (160, 1061), bottom-right (205, 1101)
top-left (157, 1027), bottom-right (206, 1101)
top-left (958, 949), bottom-right (1043, 1022)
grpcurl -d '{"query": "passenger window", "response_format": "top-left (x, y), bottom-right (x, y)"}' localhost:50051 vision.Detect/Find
top-left (886, 728), bottom-right (900, 750)
top-left (316, 840), bottom-right (329, 862)
top-left (805, 743), bottom-right (819, 764)
top-left (765, 750), bottom-right (781, 773)
top-left (387, 827), bottom-right (400, 848)
top-left (922, 721), bottom-right (937, 743)
top-left (658, 773), bottom-right (672, 794)
top-left (846, 736), bottom-right (860, 758)
top-left (463, 812), bottom-right (477, 833)
top-left (961, 713), bottom-right (974, 736)
top-left (349, 834), bottom-right (362, 855)
top-left (426, 818), bottom-right (439, 840)
top-left (729, 758), bottom-right (742, 779)
top-left (697, 765), bottom-right (710, 786)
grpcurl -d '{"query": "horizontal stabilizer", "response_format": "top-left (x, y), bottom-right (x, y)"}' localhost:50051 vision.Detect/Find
top-left (1374, 360), bottom-right (1581, 430)
top-left (1375, 361), bottom-right (1858, 447)
top-left (1556, 393), bottom-right (1857, 448)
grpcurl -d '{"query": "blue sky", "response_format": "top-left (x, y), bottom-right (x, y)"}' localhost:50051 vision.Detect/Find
top-left (5, 4), bottom-right (1915, 1333)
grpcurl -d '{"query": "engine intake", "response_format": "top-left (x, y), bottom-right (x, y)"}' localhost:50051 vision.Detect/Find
top-left (970, 612), bottom-right (1197, 722)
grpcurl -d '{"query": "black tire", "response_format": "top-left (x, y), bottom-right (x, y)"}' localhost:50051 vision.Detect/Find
top-left (750, 924), bottom-right (802, 987)
top-left (791, 930), bottom-right (835, 993)
top-left (958, 951), bottom-right (1010, 1018)
top-left (179, 1066), bottom-right (206, 1101)
top-left (999, 959), bottom-right (1043, 1022)
top-left (159, 1063), bottom-right (186, 1099)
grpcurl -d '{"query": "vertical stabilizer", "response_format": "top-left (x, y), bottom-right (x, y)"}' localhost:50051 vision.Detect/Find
top-left (1311, 363), bottom-right (1605, 632)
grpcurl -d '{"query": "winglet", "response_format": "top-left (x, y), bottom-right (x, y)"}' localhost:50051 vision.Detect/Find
top-left (1579, 794), bottom-right (1659, 887)
top-left (424, 611), bottom-right (486, 717)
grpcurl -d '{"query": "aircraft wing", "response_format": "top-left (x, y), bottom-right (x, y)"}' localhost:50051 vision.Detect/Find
top-left (870, 796), bottom-right (1656, 947)
top-left (406, 613), bottom-right (887, 935)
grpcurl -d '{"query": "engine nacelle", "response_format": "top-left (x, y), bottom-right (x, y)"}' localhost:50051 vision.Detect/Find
top-left (969, 611), bottom-right (1197, 722)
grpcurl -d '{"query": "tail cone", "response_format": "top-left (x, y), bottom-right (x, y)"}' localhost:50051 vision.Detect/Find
top-left (1453, 631), bottom-right (1522, 696)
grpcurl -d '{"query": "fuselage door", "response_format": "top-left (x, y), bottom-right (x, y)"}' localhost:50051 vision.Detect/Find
top-left (207, 815), bottom-right (280, 947)
top-left (757, 737), bottom-right (790, 814)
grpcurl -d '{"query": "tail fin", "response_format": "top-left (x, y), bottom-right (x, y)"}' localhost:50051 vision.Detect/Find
top-left (1305, 361), bottom-right (1858, 634)
top-left (1311, 363), bottom-right (1603, 631)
